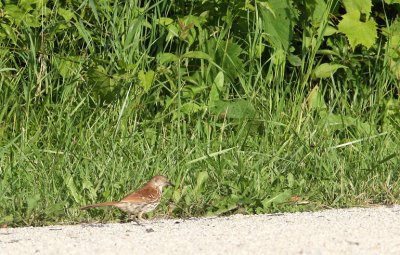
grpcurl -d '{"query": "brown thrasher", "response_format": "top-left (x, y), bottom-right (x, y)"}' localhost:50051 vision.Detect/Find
top-left (81, 175), bottom-right (174, 224)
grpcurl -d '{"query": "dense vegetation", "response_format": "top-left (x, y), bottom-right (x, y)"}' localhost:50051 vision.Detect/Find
top-left (0, 0), bottom-right (399, 226)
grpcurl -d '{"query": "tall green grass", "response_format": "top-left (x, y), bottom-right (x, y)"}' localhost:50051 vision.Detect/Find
top-left (0, 0), bottom-right (399, 226)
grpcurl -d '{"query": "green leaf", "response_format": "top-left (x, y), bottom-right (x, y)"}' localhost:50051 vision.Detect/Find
top-left (306, 0), bottom-right (328, 27)
top-left (312, 63), bottom-right (347, 78)
top-left (254, 43), bottom-right (265, 58)
top-left (206, 39), bottom-right (244, 82)
top-left (209, 83), bottom-right (220, 103)
top-left (58, 8), bottom-right (76, 22)
top-left (287, 54), bottom-right (302, 67)
top-left (287, 173), bottom-right (295, 188)
top-left (385, 0), bottom-right (400, 3)
top-left (338, 11), bottom-right (377, 49)
top-left (138, 70), bottom-right (155, 92)
top-left (6, 2), bottom-right (41, 27)
top-left (0, 215), bottom-right (13, 224)
top-left (172, 188), bottom-right (183, 204)
top-left (66, 174), bottom-right (82, 203)
top-left (88, 65), bottom-right (113, 92)
top-left (0, 68), bottom-right (17, 73)
top-left (214, 71), bottom-right (224, 90)
top-left (210, 99), bottom-right (256, 119)
top-left (207, 203), bottom-right (238, 216)
top-left (158, 53), bottom-right (179, 65)
top-left (180, 102), bottom-right (202, 114)
top-left (88, 0), bottom-right (100, 23)
top-left (47, 203), bottom-right (65, 217)
top-left (319, 112), bottom-right (375, 134)
top-left (258, 0), bottom-right (298, 51)
top-left (74, 20), bottom-right (92, 48)
top-left (182, 186), bottom-right (192, 205)
top-left (194, 171), bottom-right (209, 195)
top-left (385, 19), bottom-right (400, 80)
top-left (20, 0), bottom-right (46, 10)
top-left (262, 190), bottom-right (292, 209)
top-left (26, 194), bottom-right (41, 217)
top-left (157, 17), bottom-right (174, 26)
top-left (307, 86), bottom-right (327, 110)
top-left (166, 23), bottom-right (179, 41)
top-left (342, 0), bottom-right (372, 16)
top-left (53, 55), bottom-right (83, 79)
top-left (182, 51), bottom-right (212, 61)
top-left (24, 15), bottom-right (41, 27)
top-left (0, 24), bottom-right (17, 44)
top-left (82, 179), bottom-right (97, 200)
top-left (4, 5), bottom-right (25, 25)
top-left (323, 26), bottom-right (338, 37)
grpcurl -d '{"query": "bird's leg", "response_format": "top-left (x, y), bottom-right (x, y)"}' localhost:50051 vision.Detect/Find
top-left (125, 212), bottom-right (141, 225)
top-left (137, 212), bottom-right (145, 224)
top-left (133, 216), bottom-right (141, 225)
top-left (138, 212), bottom-right (151, 225)
top-left (127, 213), bottom-right (139, 225)
top-left (138, 212), bottom-right (154, 232)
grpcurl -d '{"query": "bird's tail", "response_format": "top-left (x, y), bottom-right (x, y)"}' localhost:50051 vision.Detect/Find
top-left (80, 201), bottom-right (119, 210)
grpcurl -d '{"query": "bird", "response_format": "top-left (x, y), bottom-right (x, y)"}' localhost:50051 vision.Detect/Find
top-left (80, 175), bottom-right (174, 224)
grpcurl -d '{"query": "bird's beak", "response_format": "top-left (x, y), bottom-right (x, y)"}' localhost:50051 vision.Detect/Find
top-left (168, 181), bottom-right (175, 187)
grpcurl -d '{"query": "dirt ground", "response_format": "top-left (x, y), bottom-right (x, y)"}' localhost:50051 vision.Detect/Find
top-left (1, 206), bottom-right (400, 254)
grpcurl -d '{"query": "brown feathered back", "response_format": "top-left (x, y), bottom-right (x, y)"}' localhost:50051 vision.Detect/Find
top-left (121, 181), bottom-right (161, 203)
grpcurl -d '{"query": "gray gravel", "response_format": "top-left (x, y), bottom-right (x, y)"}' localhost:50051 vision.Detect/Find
top-left (1, 206), bottom-right (400, 254)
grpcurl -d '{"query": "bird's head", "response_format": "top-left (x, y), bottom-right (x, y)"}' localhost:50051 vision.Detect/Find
top-left (150, 175), bottom-right (174, 190)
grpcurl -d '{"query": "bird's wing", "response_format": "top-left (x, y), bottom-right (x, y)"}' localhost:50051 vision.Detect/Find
top-left (120, 185), bottom-right (160, 203)
top-left (80, 201), bottom-right (119, 210)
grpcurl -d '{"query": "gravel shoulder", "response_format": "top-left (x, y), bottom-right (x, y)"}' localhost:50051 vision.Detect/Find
top-left (1, 206), bottom-right (400, 255)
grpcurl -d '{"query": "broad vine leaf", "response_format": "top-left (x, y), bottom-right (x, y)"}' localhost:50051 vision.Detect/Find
top-left (338, 11), bottom-right (377, 49)
top-left (342, 0), bottom-right (372, 17)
